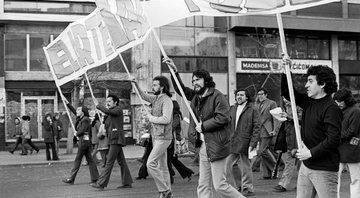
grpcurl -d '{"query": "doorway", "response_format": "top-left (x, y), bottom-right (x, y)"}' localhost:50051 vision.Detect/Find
top-left (21, 96), bottom-right (57, 141)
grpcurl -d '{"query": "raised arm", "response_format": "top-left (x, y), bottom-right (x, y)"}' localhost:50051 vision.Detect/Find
top-left (131, 80), bottom-right (156, 104)
top-left (165, 58), bottom-right (194, 100)
top-left (96, 105), bottom-right (122, 116)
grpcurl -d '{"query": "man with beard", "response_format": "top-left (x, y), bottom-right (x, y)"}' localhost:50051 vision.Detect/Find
top-left (132, 75), bottom-right (174, 198)
top-left (227, 89), bottom-right (260, 196)
top-left (166, 58), bottom-right (243, 198)
top-left (90, 94), bottom-right (133, 190)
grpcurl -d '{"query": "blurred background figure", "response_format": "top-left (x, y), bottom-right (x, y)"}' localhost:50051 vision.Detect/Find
top-left (21, 115), bottom-right (40, 155)
top-left (42, 113), bottom-right (59, 161)
top-left (91, 113), bottom-right (100, 164)
top-left (9, 117), bottom-right (23, 154)
top-left (53, 113), bottom-right (63, 155)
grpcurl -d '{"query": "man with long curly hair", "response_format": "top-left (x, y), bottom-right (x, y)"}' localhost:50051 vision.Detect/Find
top-left (281, 65), bottom-right (342, 198)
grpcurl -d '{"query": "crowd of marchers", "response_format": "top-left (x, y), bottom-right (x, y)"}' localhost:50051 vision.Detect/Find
top-left (9, 57), bottom-right (360, 198)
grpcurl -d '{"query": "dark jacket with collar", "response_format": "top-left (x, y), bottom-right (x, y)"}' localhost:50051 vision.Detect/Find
top-left (171, 72), bottom-right (231, 162)
top-left (230, 102), bottom-right (260, 154)
top-left (257, 98), bottom-right (278, 138)
top-left (96, 104), bottom-right (126, 146)
top-left (338, 105), bottom-right (360, 163)
top-left (67, 104), bottom-right (92, 146)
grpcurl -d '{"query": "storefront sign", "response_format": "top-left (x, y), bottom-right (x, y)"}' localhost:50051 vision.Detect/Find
top-left (236, 58), bottom-right (332, 74)
top-left (241, 61), bottom-right (270, 70)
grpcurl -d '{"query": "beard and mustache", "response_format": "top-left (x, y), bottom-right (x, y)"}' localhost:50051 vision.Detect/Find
top-left (194, 85), bottom-right (207, 95)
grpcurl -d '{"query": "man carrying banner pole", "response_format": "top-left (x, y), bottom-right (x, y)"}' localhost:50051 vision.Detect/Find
top-left (277, 14), bottom-right (342, 198)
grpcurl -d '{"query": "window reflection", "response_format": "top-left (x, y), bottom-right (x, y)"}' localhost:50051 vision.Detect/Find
top-left (339, 40), bottom-right (357, 60)
top-left (195, 28), bottom-right (227, 56)
top-left (4, 0), bottom-right (95, 15)
top-left (160, 27), bottom-right (195, 56)
top-left (30, 34), bottom-right (50, 71)
top-left (5, 34), bottom-right (27, 71)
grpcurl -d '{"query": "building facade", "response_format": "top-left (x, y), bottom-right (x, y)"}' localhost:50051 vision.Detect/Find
top-left (0, 0), bottom-right (359, 150)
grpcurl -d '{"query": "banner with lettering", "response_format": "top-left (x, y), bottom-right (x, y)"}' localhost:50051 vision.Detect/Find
top-left (142, 0), bottom-right (339, 28)
top-left (44, 0), bottom-right (338, 85)
top-left (44, 0), bottom-right (150, 86)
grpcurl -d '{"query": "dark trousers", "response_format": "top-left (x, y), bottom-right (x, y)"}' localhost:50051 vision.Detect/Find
top-left (23, 139), bottom-right (39, 152)
top-left (10, 137), bottom-right (23, 153)
top-left (69, 140), bottom-right (99, 182)
top-left (45, 142), bottom-right (58, 160)
top-left (138, 140), bottom-right (153, 178)
top-left (99, 149), bottom-right (108, 167)
top-left (259, 137), bottom-right (277, 178)
top-left (167, 141), bottom-right (194, 179)
top-left (97, 144), bottom-right (133, 187)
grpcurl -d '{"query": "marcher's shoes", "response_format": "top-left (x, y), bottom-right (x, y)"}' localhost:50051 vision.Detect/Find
top-left (90, 183), bottom-right (104, 191)
top-left (30, 150), bottom-right (33, 154)
top-left (20, 153), bottom-right (27, 156)
top-left (273, 185), bottom-right (287, 192)
top-left (117, 184), bottom-right (132, 189)
top-left (135, 176), bottom-right (147, 180)
top-left (242, 189), bottom-right (254, 196)
top-left (9, 151), bottom-right (14, 154)
top-left (159, 190), bottom-right (173, 198)
top-left (62, 178), bottom-right (74, 185)
top-left (36, 149), bottom-right (40, 154)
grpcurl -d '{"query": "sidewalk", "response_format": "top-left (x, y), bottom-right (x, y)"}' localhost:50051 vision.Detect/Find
top-left (0, 145), bottom-right (145, 167)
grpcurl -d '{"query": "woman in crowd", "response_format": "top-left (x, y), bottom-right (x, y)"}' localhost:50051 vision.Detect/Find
top-left (43, 113), bottom-right (59, 161)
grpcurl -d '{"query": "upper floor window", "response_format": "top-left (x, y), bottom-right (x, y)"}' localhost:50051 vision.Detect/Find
top-left (5, 33), bottom-right (50, 71)
top-left (4, 0), bottom-right (95, 15)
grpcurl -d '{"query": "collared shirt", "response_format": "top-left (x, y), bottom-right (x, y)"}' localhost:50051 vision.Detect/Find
top-left (235, 102), bottom-right (247, 128)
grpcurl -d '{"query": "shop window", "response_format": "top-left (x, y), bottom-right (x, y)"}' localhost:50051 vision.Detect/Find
top-left (4, 0), bottom-right (95, 15)
top-left (236, 35), bottom-right (261, 58)
top-left (340, 75), bottom-right (360, 104)
top-left (287, 37), bottom-right (308, 59)
top-left (195, 28), bottom-right (227, 56)
top-left (339, 40), bottom-right (357, 60)
top-left (161, 56), bottom-right (227, 73)
top-left (5, 91), bottom-right (21, 140)
top-left (30, 34), bottom-right (51, 71)
top-left (307, 39), bottom-right (330, 59)
top-left (5, 34), bottom-right (26, 71)
top-left (237, 33), bottom-right (330, 60)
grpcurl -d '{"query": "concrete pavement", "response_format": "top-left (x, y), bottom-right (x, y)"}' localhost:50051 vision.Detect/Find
top-left (0, 145), bottom-right (145, 166)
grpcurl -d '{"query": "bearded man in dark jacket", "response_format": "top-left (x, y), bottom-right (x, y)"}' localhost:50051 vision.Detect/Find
top-left (166, 58), bottom-right (244, 198)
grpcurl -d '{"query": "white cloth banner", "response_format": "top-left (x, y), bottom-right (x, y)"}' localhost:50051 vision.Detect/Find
top-left (44, 0), bottom-right (339, 86)
top-left (44, 0), bottom-right (151, 86)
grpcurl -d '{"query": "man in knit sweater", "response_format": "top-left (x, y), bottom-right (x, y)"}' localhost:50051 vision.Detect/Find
top-left (132, 75), bottom-right (174, 198)
top-left (281, 65), bottom-right (342, 198)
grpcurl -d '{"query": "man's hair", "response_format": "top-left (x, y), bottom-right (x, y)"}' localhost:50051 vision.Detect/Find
top-left (234, 88), bottom-right (252, 102)
top-left (107, 94), bottom-right (119, 106)
top-left (257, 88), bottom-right (268, 96)
top-left (153, 76), bottom-right (172, 97)
top-left (333, 88), bottom-right (356, 107)
top-left (192, 69), bottom-right (215, 88)
top-left (307, 66), bottom-right (337, 95)
top-left (80, 106), bottom-right (89, 117)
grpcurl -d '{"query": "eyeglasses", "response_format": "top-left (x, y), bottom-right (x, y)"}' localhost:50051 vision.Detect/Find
top-left (257, 93), bottom-right (264, 96)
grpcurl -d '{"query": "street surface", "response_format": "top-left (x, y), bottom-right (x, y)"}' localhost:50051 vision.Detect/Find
top-left (0, 157), bottom-right (351, 198)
